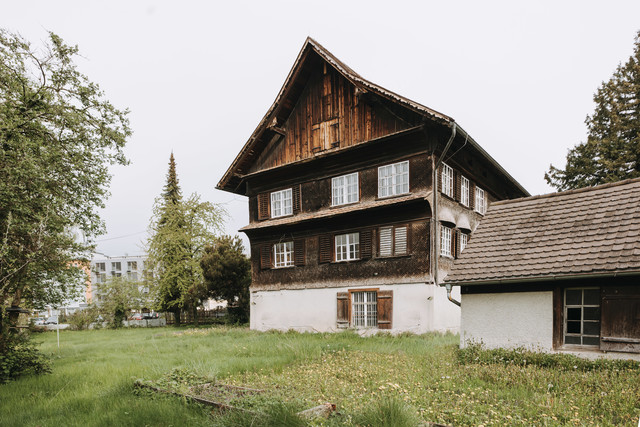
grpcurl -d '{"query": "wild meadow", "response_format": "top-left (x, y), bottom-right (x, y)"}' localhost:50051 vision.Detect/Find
top-left (0, 326), bottom-right (638, 426)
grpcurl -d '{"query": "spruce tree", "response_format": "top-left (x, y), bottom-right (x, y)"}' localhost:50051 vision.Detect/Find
top-left (546, 30), bottom-right (640, 190)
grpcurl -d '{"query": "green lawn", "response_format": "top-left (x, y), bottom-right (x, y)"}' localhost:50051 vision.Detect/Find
top-left (0, 327), bottom-right (638, 426)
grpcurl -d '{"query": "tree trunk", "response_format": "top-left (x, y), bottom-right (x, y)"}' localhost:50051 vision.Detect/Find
top-left (173, 307), bottom-right (181, 326)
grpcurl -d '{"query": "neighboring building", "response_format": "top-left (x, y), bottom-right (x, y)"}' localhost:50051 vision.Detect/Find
top-left (446, 178), bottom-right (640, 359)
top-left (217, 38), bottom-right (528, 333)
top-left (91, 253), bottom-right (149, 303)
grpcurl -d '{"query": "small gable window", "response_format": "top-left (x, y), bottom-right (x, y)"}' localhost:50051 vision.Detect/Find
top-left (332, 172), bottom-right (359, 206)
top-left (378, 161), bottom-right (409, 198)
top-left (460, 233), bottom-right (468, 253)
top-left (271, 189), bottom-right (293, 218)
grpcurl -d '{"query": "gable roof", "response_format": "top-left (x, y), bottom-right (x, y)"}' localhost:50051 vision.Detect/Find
top-left (445, 177), bottom-right (640, 285)
top-left (216, 37), bottom-right (528, 196)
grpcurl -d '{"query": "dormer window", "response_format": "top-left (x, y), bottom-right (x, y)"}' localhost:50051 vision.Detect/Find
top-left (270, 189), bottom-right (292, 218)
top-left (441, 163), bottom-right (454, 198)
top-left (378, 161), bottom-right (409, 198)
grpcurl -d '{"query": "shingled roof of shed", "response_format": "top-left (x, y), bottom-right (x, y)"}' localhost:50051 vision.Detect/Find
top-left (445, 177), bottom-right (640, 285)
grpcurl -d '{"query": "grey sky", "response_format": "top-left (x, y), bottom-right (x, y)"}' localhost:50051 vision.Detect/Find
top-left (3, 1), bottom-right (639, 256)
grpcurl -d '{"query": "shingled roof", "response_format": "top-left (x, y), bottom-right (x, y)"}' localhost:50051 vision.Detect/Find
top-left (445, 177), bottom-right (640, 285)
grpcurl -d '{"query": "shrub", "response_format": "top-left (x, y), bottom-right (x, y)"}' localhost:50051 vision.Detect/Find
top-left (458, 342), bottom-right (640, 372)
top-left (0, 332), bottom-right (51, 383)
top-left (67, 306), bottom-right (100, 331)
top-left (352, 396), bottom-right (420, 427)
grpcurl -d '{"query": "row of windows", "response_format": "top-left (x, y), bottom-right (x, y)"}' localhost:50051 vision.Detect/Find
top-left (264, 225), bottom-right (409, 269)
top-left (95, 271), bottom-right (140, 283)
top-left (94, 261), bottom-right (140, 272)
top-left (263, 160), bottom-right (410, 219)
top-left (441, 163), bottom-right (486, 215)
top-left (440, 225), bottom-right (469, 258)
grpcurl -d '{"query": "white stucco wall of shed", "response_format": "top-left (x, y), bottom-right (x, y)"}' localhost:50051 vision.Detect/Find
top-left (460, 291), bottom-right (554, 351)
top-left (250, 283), bottom-right (460, 334)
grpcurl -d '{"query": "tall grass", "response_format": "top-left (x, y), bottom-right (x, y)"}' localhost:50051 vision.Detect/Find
top-left (0, 327), bottom-right (637, 426)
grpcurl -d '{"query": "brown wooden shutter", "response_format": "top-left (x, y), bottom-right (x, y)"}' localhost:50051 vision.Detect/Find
top-left (292, 185), bottom-right (301, 214)
top-left (600, 286), bottom-right (640, 353)
top-left (319, 234), bottom-right (332, 264)
top-left (452, 229), bottom-right (460, 259)
top-left (294, 238), bottom-right (306, 266)
top-left (257, 193), bottom-right (270, 220)
top-left (360, 229), bottom-right (372, 259)
top-left (438, 166), bottom-right (443, 194)
top-left (454, 171), bottom-right (461, 202)
top-left (377, 290), bottom-right (393, 330)
top-left (336, 292), bottom-right (350, 328)
top-left (311, 123), bottom-right (321, 152)
top-left (260, 244), bottom-right (272, 269)
top-left (394, 225), bottom-right (408, 255)
top-left (469, 182), bottom-right (476, 211)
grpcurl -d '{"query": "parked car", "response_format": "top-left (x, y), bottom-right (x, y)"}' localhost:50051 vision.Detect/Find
top-left (31, 317), bottom-right (46, 326)
top-left (44, 316), bottom-right (58, 325)
top-left (142, 312), bottom-right (159, 320)
top-left (128, 313), bottom-right (143, 320)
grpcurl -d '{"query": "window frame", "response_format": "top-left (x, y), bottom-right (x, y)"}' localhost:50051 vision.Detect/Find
top-left (270, 188), bottom-right (293, 218)
top-left (273, 241), bottom-right (294, 268)
top-left (475, 187), bottom-right (486, 215)
top-left (563, 287), bottom-right (601, 348)
top-left (335, 232), bottom-right (360, 262)
top-left (351, 290), bottom-right (378, 328)
top-left (440, 225), bottom-right (453, 258)
top-left (377, 160), bottom-right (409, 198)
top-left (460, 175), bottom-right (470, 207)
top-left (378, 225), bottom-right (409, 257)
top-left (441, 163), bottom-right (454, 198)
top-left (460, 233), bottom-right (468, 253)
top-left (331, 172), bottom-right (359, 207)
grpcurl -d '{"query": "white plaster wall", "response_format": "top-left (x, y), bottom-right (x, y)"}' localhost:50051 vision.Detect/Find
top-left (250, 283), bottom-right (460, 334)
top-left (460, 291), bottom-right (553, 351)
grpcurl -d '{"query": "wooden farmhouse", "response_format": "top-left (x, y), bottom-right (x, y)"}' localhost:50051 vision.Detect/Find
top-left (217, 38), bottom-right (528, 333)
top-left (446, 178), bottom-right (640, 359)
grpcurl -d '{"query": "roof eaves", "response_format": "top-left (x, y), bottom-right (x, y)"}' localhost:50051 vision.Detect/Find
top-left (446, 269), bottom-right (640, 287)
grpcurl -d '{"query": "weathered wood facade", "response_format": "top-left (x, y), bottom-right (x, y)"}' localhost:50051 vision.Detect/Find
top-left (218, 38), bottom-right (528, 333)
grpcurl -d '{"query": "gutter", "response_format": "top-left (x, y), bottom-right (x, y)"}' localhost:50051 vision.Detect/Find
top-left (431, 122), bottom-right (461, 307)
top-left (447, 269), bottom-right (640, 288)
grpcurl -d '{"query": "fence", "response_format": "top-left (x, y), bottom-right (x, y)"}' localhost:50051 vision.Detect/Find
top-left (164, 307), bottom-right (227, 325)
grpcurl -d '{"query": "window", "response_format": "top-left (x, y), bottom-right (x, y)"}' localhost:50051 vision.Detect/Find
top-left (127, 271), bottom-right (139, 281)
top-left (564, 288), bottom-right (601, 347)
top-left (332, 172), bottom-right (359, 206)
top-left (337, 289), bottom-right (393, 329)
top-left (460, 233), bottom-right (469, 253)
top-left (379, 225), bottom-right (408, 256)
top-left (440, 225), bottom-right (452, 257)
top-left (273, 242), bottom-right (294, 268)
top-left (475, 187), bottom-right (486, 214)
top-left (271, 189), bottom-right (293, 218)
top-left (441, 163), bottom-right (454, 197)
top-left (95, 262), bottom-right (106, 272)
top-left (460, 176), bottom-right (470, 207)
top-left (96, 273), bottom-right (106, 284)
top-left (352, 291), bottom-right (377, 328)
top-left (378, 161), bottom-right (409, 198)
top-left (335, 233), bottom-right (359, 262)
top-left (127, 261), bottom-right (137, 271)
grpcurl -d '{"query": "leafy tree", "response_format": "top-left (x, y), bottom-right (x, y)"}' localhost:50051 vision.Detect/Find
top-left (96, 276), bottom-right (147, 328)
top-left (546, 30), bottom-right (640, 190)
top-left (200, 235), bottom-right (251, 323)
top-left (146, 155), bottom-right (224, 325)
top-left (0, 29), bottom-right (129, 362)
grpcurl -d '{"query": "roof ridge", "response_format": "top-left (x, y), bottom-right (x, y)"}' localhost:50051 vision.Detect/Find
top-left (491, 176), bottom-right (640, 207)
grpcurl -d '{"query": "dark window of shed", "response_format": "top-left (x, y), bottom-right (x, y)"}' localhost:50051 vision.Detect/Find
top-left (564, 288), bottom-right (600, 347)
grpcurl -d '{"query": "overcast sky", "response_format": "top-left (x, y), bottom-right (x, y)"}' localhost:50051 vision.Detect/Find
top-left (3, 1), bottom-right (640, 256)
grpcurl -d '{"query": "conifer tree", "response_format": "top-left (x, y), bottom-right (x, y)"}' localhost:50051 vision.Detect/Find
top-left (546, 30), bottom-right (640, 190)
top-left (146, 154), bottom-right (224, 325)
